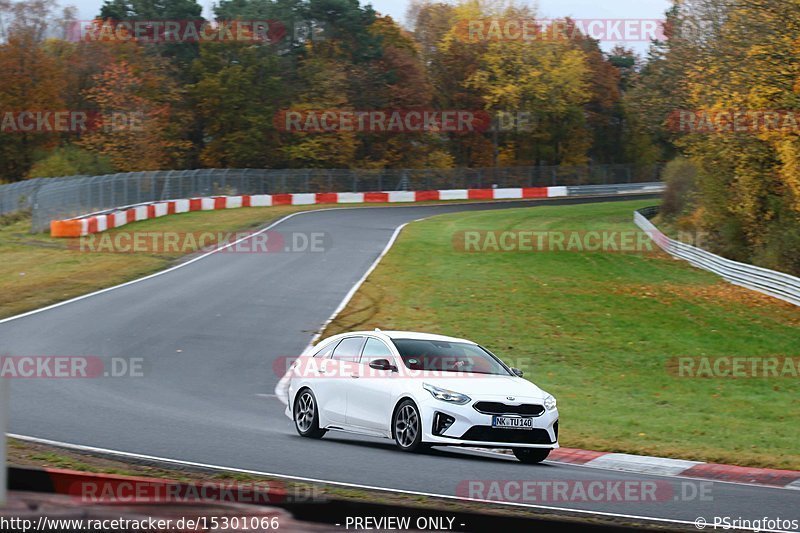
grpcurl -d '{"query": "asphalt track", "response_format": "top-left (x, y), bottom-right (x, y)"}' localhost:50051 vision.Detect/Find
top-left (2, 196), bottom-right (798, 529)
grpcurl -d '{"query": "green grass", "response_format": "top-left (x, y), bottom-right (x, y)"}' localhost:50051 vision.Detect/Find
top-left (323, 199), bottom-right (800, 470)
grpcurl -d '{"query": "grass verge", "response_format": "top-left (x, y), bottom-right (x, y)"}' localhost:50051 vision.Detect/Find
top-left (321, 198), bottom-right (800, 470)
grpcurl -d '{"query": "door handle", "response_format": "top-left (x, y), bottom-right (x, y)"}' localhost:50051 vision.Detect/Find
top-left (350, 374), bottom-right (360, 378)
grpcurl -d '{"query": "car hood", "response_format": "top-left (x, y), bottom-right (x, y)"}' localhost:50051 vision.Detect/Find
top-left (417, 375), bottom-right (548, 401)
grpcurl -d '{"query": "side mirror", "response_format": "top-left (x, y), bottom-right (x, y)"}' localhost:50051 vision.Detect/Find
top-left (369, 359), bottom-right (397, 372)
top-left (511, 367), bottom-right (524, 377)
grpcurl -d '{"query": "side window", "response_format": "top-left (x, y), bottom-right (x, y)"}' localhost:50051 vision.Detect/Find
top-left (313, 340), bottom-right (338, 358)
top-left (360, 338), bottom-right (393, 364)
top-left (331, 337), bottom-right (365, 362)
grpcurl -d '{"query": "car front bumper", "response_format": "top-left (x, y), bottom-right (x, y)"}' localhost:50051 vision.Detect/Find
top-left (418, 395), bottom-right (559, 449)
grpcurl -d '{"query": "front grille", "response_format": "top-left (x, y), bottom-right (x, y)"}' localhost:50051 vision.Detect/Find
top-left (459, 426), bottom-right (554, 444)
top-left (473, 401), bottom-right (545, 416)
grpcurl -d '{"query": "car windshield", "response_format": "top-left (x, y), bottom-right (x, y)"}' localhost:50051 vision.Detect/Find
top-left (391, 339), bottom-right (512, 375)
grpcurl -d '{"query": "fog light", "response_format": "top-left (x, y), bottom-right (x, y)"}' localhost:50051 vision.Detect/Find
top-left (433, 412), bottom-right (455, 436)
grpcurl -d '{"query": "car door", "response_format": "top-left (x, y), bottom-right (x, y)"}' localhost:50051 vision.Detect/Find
top-left (294, 338), bottom-right (338, 413)
top-left (345, 337), bottom-right (397, 432)
top-left (318, 336), bottom-right (365, 425)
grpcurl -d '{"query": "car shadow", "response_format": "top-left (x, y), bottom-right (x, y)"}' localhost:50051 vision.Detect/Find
top-left (293, 433), bottom-right (557, 467)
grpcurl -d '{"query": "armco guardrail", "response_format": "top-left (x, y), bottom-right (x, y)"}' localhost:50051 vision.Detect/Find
top-left (0, 164), bottom-right (663, 232)
top-left (568, 182), bottom-right (666, 196)
top-left (635, 207), bottom-right (800, 307)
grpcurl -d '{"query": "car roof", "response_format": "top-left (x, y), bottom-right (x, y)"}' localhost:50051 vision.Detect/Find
top-left (320, 330), bottom-right (476, 345)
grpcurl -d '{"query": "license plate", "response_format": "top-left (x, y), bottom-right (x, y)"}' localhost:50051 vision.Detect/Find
top-left (492, 416), bottom-right (534, 430)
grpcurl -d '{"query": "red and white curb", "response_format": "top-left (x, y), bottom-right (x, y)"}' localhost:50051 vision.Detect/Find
top-left (51, 186), bottom-right (572, 237)
top-left (547, 447), bottom-right (800, 489)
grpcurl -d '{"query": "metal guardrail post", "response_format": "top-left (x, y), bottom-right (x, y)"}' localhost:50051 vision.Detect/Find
top-left (162, 170), bottom-right (173, 200)
top-left (220, 168), bottom-right (226, 193)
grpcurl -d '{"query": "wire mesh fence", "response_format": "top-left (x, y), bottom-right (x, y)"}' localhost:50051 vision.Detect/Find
top-left (0, 164), bottom-right (663, 232)
top-left (0, 178), bottom-right (49, 216)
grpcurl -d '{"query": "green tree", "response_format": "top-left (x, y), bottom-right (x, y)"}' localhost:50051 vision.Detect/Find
top-left (27, 146), bottom-right (116, 177)
top-left (191, 40), bottom-right (287, 167)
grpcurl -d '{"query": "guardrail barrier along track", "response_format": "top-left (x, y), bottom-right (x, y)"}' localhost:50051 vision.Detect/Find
top-left (635, 207), bottom-right (800, 307)
top-left (0, 164), bottom-right (662, 232)
top-left (49, 182), bottom-right (664, 237)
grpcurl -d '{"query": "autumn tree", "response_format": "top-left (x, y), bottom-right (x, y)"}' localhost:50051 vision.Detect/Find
top-left (413, 1), bottom-right (492, 166)
top-left (349, 15), bottom-right (452, 168)
top-left (631, 0), bottom-right (800, 274)
top-left (78, 59), bottom-right (192, 171)
top-left (0, 0), bottom-right (69, 180)
top-left (455, 5), bottom-right (592, 165)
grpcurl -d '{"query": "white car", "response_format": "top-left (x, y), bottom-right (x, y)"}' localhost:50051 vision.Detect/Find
top-left (281, 330), bottom-right (559, 464)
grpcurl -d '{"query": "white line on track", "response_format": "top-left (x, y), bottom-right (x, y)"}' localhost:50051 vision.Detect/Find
top-left (0, 196), bottom-right (642, 326)
top-left (7, 433), bottom-right (710, 531)
top-left (6, 430), bottom-right (795, 529)
top-left (0, 210), bottom-right (310, 325)
top-left (307, 216), bottom-right (427, 348)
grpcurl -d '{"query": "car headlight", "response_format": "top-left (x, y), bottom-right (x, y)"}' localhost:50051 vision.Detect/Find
top-left (422, 383), bottom-right (471, 405)
top-left (544, 394), bottom-right (557, 411)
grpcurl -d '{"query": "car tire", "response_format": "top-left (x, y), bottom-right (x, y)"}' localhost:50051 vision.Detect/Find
top-left (392, 400), bottom-right (427, 452)
top-left (293, 389), bottom-right (326, 439)
top-left (513, 448), bottom-right (551, 464)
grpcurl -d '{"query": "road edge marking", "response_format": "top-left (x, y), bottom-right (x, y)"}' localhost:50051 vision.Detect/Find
top-left (6, 433), bottom-right (710, 531)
